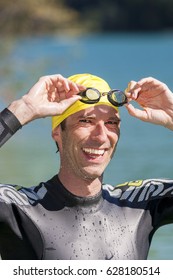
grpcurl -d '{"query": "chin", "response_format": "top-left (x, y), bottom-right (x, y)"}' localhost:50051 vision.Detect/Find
top-left (81, 169), bottom-right (103, 181)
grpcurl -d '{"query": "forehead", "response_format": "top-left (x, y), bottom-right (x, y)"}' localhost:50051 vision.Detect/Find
top-left (68, 105), bottom-right (120, 121)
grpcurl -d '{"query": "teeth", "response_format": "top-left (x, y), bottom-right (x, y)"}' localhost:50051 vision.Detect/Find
top-left (83, 148), bottom-right (104, 155)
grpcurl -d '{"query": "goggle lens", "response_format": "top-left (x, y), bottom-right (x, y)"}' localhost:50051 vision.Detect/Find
top-left (108, 90), bottom-right (127, 106)
top-left (86, 88), bottom-right (100, 101)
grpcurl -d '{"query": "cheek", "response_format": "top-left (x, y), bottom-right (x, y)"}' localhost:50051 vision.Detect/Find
top-left (61, 131), bottom-right (79, 155)
top-left (110, 131), bottom-right (120, 146)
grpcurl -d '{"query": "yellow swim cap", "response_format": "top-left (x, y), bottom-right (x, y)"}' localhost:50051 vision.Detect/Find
top-left (52, 73), bottom-right (118, 130)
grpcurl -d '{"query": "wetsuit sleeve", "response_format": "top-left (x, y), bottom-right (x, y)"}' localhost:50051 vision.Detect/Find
top-left (0, 108), bottom-right (22, 147)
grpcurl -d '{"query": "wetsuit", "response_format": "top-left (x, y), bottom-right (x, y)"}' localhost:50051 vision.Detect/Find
top-left (0, 108), bottom-right (173, 260)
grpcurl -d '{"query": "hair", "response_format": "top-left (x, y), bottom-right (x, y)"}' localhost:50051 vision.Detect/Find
top-left (55, 119), bottom-right (66, 152)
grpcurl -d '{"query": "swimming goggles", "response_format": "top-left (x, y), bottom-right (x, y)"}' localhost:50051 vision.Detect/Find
top-left (78, 88), bottom-right (127, 107)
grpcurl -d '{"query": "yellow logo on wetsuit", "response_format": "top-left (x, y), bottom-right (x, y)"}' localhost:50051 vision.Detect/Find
top-left (117, 180), bottom-right (143, 188)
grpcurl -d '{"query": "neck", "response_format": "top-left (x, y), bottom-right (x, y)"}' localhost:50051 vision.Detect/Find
top-left (58, 169), bottom-right (102, 197)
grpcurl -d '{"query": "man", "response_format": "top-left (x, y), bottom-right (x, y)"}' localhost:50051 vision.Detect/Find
top-left (0, 73), bottom-right (173, 260)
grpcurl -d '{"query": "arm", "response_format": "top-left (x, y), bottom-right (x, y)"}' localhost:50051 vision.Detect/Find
top-left (125, 77), bottom-right (173, 130)
top-left (0, 74), bottom-right (85, 147)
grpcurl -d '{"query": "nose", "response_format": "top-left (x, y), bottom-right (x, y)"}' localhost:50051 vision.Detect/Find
top-left (91, 122), bottom-right (108, 143)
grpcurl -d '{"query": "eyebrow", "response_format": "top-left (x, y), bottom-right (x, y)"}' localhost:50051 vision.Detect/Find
top-left (77, 113), bottom-right (121, 122)
top-left (108, 116), bottom-right (121, 122)
top-left (78, 113), bottom-right (95, 119)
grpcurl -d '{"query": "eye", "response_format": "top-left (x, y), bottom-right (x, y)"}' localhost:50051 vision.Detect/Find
top-left (79, 119), bottom-right (91, 123)
top-left (105, 120), bottom-right (120, 126)
top-left (105, 119), bottom-right (121, 130)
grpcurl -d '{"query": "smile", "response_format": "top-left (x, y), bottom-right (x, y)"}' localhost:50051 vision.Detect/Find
top-left (82, 148), bottom-right (105, 156)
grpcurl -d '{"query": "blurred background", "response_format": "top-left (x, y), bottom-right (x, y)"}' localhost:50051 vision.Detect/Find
top-left (0, 0), bottom-right (173, 259)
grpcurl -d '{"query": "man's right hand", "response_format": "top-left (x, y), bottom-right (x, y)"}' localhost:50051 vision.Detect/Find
top-left (8, 74), bottom-right (85, 125)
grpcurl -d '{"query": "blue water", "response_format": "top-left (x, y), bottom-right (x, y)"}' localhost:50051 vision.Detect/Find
top-left (1, 32), bottom-right (173, 259)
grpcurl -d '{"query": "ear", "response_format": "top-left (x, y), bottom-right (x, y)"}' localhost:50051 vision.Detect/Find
top-left (52, 126), bottom-right (61, 140)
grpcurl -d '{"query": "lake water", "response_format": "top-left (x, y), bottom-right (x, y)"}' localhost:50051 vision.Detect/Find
top-left (1, 32), bottom-right (173, 259)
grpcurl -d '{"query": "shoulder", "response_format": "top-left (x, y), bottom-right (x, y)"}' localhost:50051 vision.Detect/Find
top-left (102, 178), bottom-right (173, 203)
top-left (0, 182), bottom-right (47, 206)
top-left (0, 175), bottom-right (58, 207)
top-left (0, 183), bottom-right (29, 206)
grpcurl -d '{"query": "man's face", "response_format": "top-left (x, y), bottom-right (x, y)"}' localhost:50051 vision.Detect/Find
top-left (55, 105), bottom-right (120, 181)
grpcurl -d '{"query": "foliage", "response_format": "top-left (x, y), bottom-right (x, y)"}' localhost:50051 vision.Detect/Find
top-left (0, 0), bottom-right (173, 35)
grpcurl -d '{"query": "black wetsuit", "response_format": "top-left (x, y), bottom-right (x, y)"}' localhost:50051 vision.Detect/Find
top-left (1, 109), bottom-right (173, 260)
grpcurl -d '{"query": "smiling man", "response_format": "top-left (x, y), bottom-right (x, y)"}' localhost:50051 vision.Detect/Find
top-left (1, 73), bottom-right (173, 260)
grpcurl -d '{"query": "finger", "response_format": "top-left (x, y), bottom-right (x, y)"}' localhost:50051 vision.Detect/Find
top-left (46, 74), bottom-right (70, 93)
top-left (51, 95), bottom-right (82, 116)
top-left (136, 77), bottom-right (169, 91)
top-left (56, 76), bottom-right (86, 96)
top-left (126, 90), bottom-right (141, 101)
top-left (137, 77), bottom-right (161, 86)
top-left (125, 80), bottom-right (142, 100)
top-left (125, 103), bottom-right (148, 121)
top-left (68, 81), bottom-right (85, 94)
top-left (125, 80), bottom-right (137, 93)
top-left (56, 75), bottom-right (71, 92)
top-left (57, 76), bottom-right (86, 94)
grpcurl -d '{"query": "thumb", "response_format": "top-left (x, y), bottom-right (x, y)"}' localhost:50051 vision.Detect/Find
top-left (52, 95), bottom-right (81, 115)
top-left (125, 103), bottom-right (148, 121)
